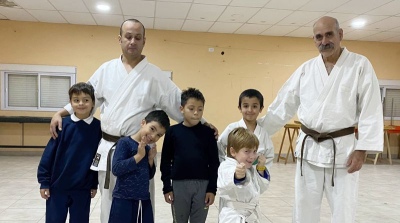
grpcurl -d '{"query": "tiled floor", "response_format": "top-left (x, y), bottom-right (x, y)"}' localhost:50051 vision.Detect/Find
top-left (0, 155), bottom-right (399, 223)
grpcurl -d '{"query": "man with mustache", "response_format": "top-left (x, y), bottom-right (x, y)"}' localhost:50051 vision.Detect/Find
top-left (260, 16), bottom-right (383, 223)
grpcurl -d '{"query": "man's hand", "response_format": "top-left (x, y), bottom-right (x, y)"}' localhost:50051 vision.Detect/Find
top-left (164, 192), bottom-right (174, 204)
top-left (40, 188), bottom-right (50, 200)
top-left (204, 192), bottom-right (215, 207)
top-left (91, 189), bottom-right (97, 198)
top-left (204, 122), bottom-right (219, 139)
top-left (50, 109), bottom-right (69, 139)
top-left (235, 163), bottom-right (246, 179)
top-left (347, 150), bottom-right (366, 173)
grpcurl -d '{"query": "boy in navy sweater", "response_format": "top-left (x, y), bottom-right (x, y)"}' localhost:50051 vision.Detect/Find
top-left (160, 88), bottom-right (220, 223)
top-left (37, 82), bottom-right (102, 223)
top-left (108, 110), bottom-right (170, 223)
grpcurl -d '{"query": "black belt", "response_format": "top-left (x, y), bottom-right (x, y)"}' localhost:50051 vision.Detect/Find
top-left (102, 131), bottom-right (121, 142)
top-left (300, 124), bottom-right (355, 187)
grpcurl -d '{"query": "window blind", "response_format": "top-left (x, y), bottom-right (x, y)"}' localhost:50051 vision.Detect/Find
top-left (384, 89), bottom-right (400, 118)
top-left (8, 74), bottom-right (38, 107)
top-left (40, 75), bottom-right (70, 108)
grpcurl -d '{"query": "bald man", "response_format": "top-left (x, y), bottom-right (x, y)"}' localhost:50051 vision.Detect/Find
top-left (50, 19), bottom-right (184, 223)
top-left (260, 16), bottom-right (383, 223)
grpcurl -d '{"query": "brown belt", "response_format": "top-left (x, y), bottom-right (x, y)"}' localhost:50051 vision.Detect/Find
top-left (300, 124), bottom-right (355, 187)
top-left (104, 143), bottom-right (117, 189)
top-left (102, 131), bottom-right (121, 142)
top-left (102, 131), bottom-right (123, 189)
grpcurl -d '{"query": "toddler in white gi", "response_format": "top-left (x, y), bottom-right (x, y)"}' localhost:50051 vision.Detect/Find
top-left (217, 127), bottom-right (270, 223)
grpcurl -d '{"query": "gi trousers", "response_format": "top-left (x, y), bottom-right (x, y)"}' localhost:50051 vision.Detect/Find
top-left (293, 160), bottom-right (359, 223)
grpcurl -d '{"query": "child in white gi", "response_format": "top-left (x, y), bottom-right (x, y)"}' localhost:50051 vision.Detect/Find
top-left (217, 127), bottom-right (270, 223)
top-left (217, 89), bottom-right (274, 168)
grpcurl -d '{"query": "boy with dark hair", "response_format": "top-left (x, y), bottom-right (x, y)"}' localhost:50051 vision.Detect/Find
top-left (108, 110), bottom-right (170, 223)
top-left (37, 82), bottom-right (101, 223)
top-left (218, 89), bottom-right (274, 168)
top-left (218, 127), bottom-right (270, 223)
top-left (160, 87), bottom-right (220, 223)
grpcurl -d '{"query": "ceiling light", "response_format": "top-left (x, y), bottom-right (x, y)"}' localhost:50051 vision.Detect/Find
top-left (351, 19), bottom-right (366, 28)
top-left (0, 0), bottom-right (20, 8)
top-left (97, 4), bottom-right (110, 12)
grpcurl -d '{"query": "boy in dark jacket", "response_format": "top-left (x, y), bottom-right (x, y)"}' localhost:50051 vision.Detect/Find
top-left (37, 82), bottom-right (101, 223)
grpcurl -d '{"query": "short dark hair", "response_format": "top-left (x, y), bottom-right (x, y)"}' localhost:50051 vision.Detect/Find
top-left (227, 127), bottom-right (259, 158)
top-left (238, 89), bottom-right (264, 108)
top-left (68, 82), bottom-right (95, 102)
top-left (181, 87), bottom-right (205, 106)
top-left (144, 110), bottom-right (170, 131)
top-left (119, 19), bottom-right (146, 37)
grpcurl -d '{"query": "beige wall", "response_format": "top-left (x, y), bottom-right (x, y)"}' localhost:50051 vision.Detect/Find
top-left (1, 20), bottom-right (399, 156)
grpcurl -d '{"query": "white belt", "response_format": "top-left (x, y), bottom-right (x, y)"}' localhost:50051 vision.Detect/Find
top-left (226, 201), bottom-right (259, 223)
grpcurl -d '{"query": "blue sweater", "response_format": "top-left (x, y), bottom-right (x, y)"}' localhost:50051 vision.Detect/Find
top-left (37, 116), bottom-right (101, 191)
top-left (112, 136), bottom-right (156, 200)
top-left (160, 122), bottom-right (220, 195)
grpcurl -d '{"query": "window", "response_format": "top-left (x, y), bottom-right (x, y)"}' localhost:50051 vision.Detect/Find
top-left (379, 80), bottom-right (400, 122)
top-left (1, 64), bottom-right (76, 111)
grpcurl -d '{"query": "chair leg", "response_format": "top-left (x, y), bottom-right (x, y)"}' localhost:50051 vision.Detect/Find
top-left (284, 130), bottom-right (292, 164)
top-left (373, 153), bottom-right (379, 165)
top-left (277, 128), bottom-right (287, 163)
top-left (385, 131), bottom-right (392, 165)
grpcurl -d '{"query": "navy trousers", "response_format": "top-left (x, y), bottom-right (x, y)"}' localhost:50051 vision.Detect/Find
top-left (108, 197), bottom-right (154, 223)
top-left (45, 190), bottom-right (91, 223)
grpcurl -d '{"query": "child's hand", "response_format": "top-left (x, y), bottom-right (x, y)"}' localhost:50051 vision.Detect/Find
top-left (257, 154), bottom-right (266, 167)
top-left (91, 189), bottom-right (97, 198)
top-left (148, 144), bottom-right (157, 161)
top-left (204, 192), bottom-right (215, 207)
top-left (137, 136), bottom-right (147, 158)
top-left (235, 163), bottom-right (246, 179)
top-left (40, 189), bottom-right (50, 200)
top-left (164, 192), bottom-right (174, 204)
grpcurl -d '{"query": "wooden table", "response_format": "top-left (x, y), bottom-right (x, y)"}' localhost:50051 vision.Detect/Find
top-left (364, 125), bottom-right (400, 165)
top-left (387, 126), bottom-right (400, 159)
top-left (277, 123), bottom-right (301, 164)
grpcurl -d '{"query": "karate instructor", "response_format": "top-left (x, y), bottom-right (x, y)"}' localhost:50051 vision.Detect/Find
top-left (261, 16), bottom-right (383, 223)
top-left (50, 19), bottom-right (215, 223)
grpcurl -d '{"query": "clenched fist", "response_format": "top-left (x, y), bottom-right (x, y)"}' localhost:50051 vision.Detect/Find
top-left (235, 163), bottom-right (246, 179)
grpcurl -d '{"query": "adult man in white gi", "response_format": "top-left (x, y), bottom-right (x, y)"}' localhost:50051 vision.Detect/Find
top-left (50, 19), bottom-right (205, 223)
top-left (260, 16), bottom-right (383, 223)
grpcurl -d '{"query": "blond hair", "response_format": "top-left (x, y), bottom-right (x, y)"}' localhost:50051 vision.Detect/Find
top-left (227, 127), bottom-right (259, 158)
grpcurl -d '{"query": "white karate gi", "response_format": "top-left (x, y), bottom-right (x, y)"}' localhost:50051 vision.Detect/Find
top-left (217, 118), bottom-right (274, 168)
top-left (64, 56), bottom-right (182, 223)
top-left (217, 157), bottom-right (269, 223)
top-left (260, 48), bottom-right (383, 223)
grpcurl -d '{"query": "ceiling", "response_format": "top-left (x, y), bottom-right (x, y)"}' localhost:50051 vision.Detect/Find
top-left (1, 0), bottom-right (400, 42)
